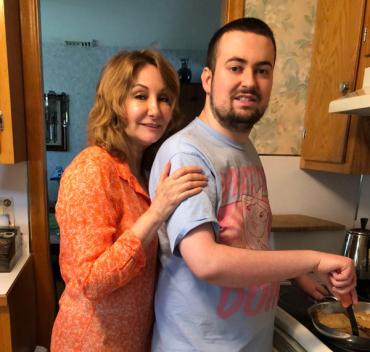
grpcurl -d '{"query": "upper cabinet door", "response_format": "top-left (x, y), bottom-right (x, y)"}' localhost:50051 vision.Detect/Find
top-left (301, 0), bottom-right (366, 164)
top-left (0, 0), bottom-right (26, 164)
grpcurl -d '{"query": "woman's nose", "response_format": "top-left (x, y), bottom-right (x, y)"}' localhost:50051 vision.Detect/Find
top-left (148, 98), bottom-right (160, 116)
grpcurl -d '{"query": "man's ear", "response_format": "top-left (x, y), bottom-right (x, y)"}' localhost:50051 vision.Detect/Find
top-left (201, 67), bottom-right (212, 95)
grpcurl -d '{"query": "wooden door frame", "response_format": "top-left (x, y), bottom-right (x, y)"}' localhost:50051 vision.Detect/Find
top-left (19, 0), bottom-right (245, 346)
top-left (221, 0), bottom-right (245, 23)
top-left (19, 0), bottom-right (55, 347)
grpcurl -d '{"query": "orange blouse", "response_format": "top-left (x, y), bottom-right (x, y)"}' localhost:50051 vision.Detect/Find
top-left (51, 146), bottom-right (157, 352)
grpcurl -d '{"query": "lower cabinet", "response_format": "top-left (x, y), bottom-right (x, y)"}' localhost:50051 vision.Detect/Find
top-left (0, 256), bottom-right (37, 352)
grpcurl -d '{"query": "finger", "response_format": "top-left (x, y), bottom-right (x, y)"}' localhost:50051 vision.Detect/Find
top-left (329, 272), bottom-right (356, 288)
top-left (312, 290), bottom-right (325, 301)
top-left (316, 284), bottom-right (329, 296)
top-left (172, 166), bottom-right (204, 179)
top-left (175, 173), bottom-right (208, 185)
top-left (176, 187), bottom-right (204, 202)
top-left (331, 279), bottom-right (357, 296)
top-left (159, 161), bottom-right (171, 183)
top-left (179, 180), bottom-right (208, 192)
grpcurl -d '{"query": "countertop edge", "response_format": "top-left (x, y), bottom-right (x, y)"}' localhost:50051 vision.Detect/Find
top-left (272, 214), bottom-right (346, 232)
top-left (0, 253), bottom-right (31, 302)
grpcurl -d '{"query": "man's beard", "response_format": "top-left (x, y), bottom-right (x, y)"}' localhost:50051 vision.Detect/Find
top-left (210, 89), bottom-right (265, 133)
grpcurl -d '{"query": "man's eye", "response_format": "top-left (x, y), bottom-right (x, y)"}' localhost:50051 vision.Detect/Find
top-left (230, 66), bottom-right (242, 72)
top-left (256, 68), bottom-right (270, 76)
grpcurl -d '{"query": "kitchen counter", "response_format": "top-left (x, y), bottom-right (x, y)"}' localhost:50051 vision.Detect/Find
top-left (272, 214), bottom-right (345, 232)
top-left (0, 253), bottom-right (30, 299)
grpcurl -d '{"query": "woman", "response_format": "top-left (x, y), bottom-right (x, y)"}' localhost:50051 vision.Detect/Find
top-left (50, 49), bottom-right (207, 351)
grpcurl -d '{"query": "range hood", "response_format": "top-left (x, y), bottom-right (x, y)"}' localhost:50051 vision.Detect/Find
top-left (329, 67), bottom-right (370, 116)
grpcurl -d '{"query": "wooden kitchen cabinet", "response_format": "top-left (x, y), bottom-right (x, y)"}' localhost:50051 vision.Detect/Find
top-left (0, 256), bottom-right (37, 352)
top-left (0, 0), bottom-right (26, 164)
top-left (300, 0), bottom-right (370, 174)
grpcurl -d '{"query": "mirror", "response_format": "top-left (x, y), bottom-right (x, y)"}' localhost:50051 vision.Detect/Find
top-left (39, 0), bottom-right (222, 301)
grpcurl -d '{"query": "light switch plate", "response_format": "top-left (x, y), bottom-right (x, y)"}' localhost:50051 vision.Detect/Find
top-left (0, 197), bottom-right (15, 226)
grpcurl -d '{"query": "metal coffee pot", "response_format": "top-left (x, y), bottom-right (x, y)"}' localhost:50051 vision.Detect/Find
top-left (343, 218), bottom-right (370, 280)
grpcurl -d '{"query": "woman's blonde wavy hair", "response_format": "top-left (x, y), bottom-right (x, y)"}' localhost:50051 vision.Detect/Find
top-left (87, 49), bottom-right (181, 169)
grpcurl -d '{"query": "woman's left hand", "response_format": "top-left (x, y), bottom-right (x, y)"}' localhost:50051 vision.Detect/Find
top-left (291, 274), bottom-right (328, 301)
top-left (149, 161), bottom-right (208, 223)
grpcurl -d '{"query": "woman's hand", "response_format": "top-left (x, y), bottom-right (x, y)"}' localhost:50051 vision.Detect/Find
top-left (130, 161), bottom-right (207, 248)
top-left (149, 161), bottom-right (208, 222)
top-left (291, 274), bottom-right (328, 301)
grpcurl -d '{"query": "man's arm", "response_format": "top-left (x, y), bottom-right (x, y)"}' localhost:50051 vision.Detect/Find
top-left (179, 223), bottom-right (356, 298)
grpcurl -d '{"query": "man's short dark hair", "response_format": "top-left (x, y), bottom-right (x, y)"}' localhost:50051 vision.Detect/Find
top-left (206, 17), bottom-right (276, 72)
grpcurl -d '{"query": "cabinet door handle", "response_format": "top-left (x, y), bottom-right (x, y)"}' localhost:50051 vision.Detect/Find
top-left (0, 111), bottom-right (4, 131)
top-left (0, 111), bottom-right (3, 155)
top-left (339, 82), bottom-right (349, 95)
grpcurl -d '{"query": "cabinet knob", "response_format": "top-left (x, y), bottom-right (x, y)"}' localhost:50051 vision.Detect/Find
top-left (339, 82), bottom-right (349, 94)
top-left (0, 111), bottom-right (3, 131)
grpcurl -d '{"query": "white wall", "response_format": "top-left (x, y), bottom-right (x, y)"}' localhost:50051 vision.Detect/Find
top-left (261, 156), bottom-right (369, 229)
top-left (0, 163), bottom-right (29, 254)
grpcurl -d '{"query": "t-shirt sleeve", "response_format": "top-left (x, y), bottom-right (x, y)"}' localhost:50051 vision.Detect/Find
top-left (149, 150), bottom-right (219, 255)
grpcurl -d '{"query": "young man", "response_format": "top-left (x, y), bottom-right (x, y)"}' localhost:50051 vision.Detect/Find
top-left (149, 18), bottom-right (357, 351)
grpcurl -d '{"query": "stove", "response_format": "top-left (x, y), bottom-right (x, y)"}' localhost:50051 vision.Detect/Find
top-left (278, 284), bottom-right (368, 352)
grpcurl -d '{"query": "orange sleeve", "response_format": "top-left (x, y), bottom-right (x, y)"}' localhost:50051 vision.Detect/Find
top-left (56, 153), bottom-right (146, 301)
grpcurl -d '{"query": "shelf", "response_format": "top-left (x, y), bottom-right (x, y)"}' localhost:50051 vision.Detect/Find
top-left (272, 214), bottom-right (345, 232)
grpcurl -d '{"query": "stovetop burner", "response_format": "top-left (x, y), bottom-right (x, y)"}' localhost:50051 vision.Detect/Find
top-left (278, 284), bottom-right (367, 352)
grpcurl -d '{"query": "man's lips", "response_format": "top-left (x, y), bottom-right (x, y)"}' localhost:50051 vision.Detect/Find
top-left (233, 93), bottom-right (259, 102)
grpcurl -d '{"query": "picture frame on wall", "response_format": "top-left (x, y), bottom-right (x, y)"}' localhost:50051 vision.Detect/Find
top-left (44, 91), bottom-right (69, 151)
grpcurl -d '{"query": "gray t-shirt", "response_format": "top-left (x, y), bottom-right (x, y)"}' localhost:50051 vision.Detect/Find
top-left (149, 118), bottom-right (279, 352)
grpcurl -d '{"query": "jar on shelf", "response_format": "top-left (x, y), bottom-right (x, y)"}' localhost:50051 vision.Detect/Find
top-left (177, 58), bottom-right (192, 83)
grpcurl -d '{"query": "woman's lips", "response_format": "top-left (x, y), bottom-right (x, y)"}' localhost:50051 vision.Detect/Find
top-left (141, 122), bottom-right (161, 129)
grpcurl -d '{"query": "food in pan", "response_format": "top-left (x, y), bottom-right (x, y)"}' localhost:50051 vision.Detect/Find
top-left (315, 311), bottom-right (370, 337)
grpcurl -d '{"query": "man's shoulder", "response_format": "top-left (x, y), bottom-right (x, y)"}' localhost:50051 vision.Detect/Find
top-left (159, 121), bottom-right (203, 154)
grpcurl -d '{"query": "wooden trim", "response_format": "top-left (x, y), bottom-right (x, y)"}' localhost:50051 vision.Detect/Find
top-left (221, 0), bottom-right (245, 24)
top-left (0, 305), bottom-right (12, 352)
top-left (19, 0), bottom-right (55, 347)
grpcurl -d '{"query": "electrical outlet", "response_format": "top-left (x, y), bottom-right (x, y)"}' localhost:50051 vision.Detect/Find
top-left (0, 197), bottom-right (15, 226)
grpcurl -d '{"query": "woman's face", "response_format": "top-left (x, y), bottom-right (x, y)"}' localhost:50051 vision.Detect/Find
top-left (123, 64), bottom-right (174, 151)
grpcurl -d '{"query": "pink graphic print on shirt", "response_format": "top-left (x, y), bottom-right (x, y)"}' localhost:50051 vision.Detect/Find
top-left (218, 167), bottom-right (271, 250)
top-left (216, 166), bottom-right (276, 319)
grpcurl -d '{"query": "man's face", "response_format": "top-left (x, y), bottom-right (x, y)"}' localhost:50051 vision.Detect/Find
top-left (206, 30), bottom-right (275, 133)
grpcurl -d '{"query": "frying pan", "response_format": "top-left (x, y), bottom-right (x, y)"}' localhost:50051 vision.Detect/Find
top-left (307, 300), bottom-right (370, 351)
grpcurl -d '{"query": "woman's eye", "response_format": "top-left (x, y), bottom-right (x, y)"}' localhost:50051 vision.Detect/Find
top-left (134, 94), bottom-right (146, 100)
top-left (159, 95), bottom-right (171, 104)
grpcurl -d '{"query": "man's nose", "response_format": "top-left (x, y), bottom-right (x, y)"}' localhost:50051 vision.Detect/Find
top-left (241, 68), bottom-right (256, 88)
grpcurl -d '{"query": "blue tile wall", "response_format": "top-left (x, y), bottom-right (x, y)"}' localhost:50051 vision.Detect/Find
top-left (42, 42), bottom-right (205, 202)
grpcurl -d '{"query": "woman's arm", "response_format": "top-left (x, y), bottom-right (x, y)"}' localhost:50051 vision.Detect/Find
top-left (56, 152), bottom-right (206, 301)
